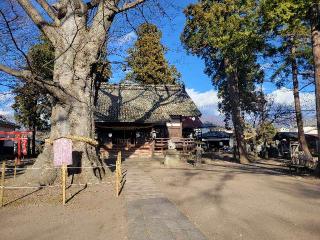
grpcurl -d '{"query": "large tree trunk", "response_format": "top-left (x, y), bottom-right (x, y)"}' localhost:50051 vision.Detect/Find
top-left (24, 100), bottom-right (105, 186)
top-left (311, 4), bottom-right (320, 175)
top-left (231, 108), bottom-right (249, 164)
top-left (17, 9), bottom-right (108, 185)
top-left (291, 45), bottom-right (313, 159)
top-left (50, 100), bottom-right (104, 184)
top-left (19, 99), bottom-right (105, 186)
top-left (225, 59), bottom-right (249, 164)
top-left (2, 0), bottom-right (148, 184)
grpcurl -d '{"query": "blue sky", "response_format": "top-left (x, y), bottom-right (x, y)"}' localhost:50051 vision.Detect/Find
top-left (0, 0), bottom-right (316, 125)
top-left (107, 0), bottom-right (315, 124)
top-left (157, 1), bottom-right (213, 92)
top-left (109, 0), bottom-right (213, 92)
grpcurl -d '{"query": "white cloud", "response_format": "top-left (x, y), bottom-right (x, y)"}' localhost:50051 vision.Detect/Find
top-left (268, 87), bottom-right (315, 109)
top-left (186, 88), bottom-right (223, 123)
top-left (0, 92), bottom-right (14, 119)
top-left (186, 88), bottom-right (219, 108)
top-left (116, 31), bottom-right (137, 46)
top-left (186, 86), bottom-right (316, 125)
top-left (260, 63), bottom-right (273, 71)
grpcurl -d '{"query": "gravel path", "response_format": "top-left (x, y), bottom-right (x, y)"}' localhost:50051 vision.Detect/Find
top-left (124, 160), bottom-right (207, 240)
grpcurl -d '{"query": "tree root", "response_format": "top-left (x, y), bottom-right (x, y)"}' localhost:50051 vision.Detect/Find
top-left (14, 144), bottom-right (107, 186)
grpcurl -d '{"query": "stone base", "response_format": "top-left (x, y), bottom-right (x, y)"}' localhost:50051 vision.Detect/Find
top-left (164, 149), bottom-right (182, 167)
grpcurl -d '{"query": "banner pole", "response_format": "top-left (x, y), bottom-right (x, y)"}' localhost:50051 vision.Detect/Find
top-left (116, 152), bottom-right (120, 197)
top-left (13, 158), bottom-right (17, 180)
top-left (1, 161), bottom-right (6, 207)
top-left (119, 151), bottom-right (122, 177)
top-left (62, 163), bottom-right (66, 205)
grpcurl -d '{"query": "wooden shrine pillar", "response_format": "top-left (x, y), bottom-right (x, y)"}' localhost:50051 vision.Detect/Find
top-left (166, 116), bottom-right (182, 139)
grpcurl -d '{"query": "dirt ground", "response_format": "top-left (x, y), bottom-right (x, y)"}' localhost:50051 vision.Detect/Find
top-left (0, 182), bottom-right (127, 240)
top-left (147, 159), bottom-right (320, 240)
top-left (1, 157), bottom-right (320, 240)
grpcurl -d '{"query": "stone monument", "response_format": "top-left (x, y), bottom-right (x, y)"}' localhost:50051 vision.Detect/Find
top-left (164, 139), bottom-right (181, 167)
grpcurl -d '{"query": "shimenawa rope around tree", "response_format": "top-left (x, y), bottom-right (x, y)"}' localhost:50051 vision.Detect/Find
top-left (45, 135), bottom-right (98, 146)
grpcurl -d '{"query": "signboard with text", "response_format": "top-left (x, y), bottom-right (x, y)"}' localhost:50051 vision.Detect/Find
top-left (53, 138), bottom-right (73, 167)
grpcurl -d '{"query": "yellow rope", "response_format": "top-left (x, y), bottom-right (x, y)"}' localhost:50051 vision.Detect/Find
top-left (45, 135), bottom-right (98, 146)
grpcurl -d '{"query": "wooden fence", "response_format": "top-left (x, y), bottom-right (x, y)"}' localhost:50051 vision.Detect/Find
top-left (0, 159), bottom-right (121, 207)
top-left (154, 138), bottom-right (195, 154)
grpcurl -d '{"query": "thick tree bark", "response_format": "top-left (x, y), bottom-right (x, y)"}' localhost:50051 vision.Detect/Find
top-left (225, 59), bottom-right (249, 164)
top-left (311, 4), bottom-right (320, 175)
top-left (16, 3), bottom-right (109, 185)
top-left (18, 144), bottom-right (57, 185)
top-left (291, 45), bottom-right (313, 159)
top-left (3, 0), bottom-right (147, 184)
top-left (18, 99), bottom-right (105, 186)
top-left (21, 90), bottom-right (108, 185)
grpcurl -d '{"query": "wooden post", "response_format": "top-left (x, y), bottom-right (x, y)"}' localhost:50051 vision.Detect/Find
top-left (151, 140), bottom-right (155, 157)
top-left (115, 160), bottom-right (119, 197)
top-left (115, 151), bottom-right (122, 197)
top-left (118, 151), bottom-right (122, 177)
top-left (13, 159), bottom-right (17, 180)
top-left (62, 164), bottom-right (67, 205)
top-left (1, 161), bottom-right (6, 207)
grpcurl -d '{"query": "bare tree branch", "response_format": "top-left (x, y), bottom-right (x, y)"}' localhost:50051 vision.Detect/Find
top-left (0, 64), bottom-right (55, 88)
top-left (35, 0), bottom-right (60, 25)
top-left (89, 1), bottom-right (118, 47)
top-left (0, 64), bottom-right (67, 101)
top-left (89, 0), bottom-right (147, 51)
top-left (0, 64), bottom-right (31, 79)
top-left (87, 0), bottom-right (102, 9)
top-left (16, 0), bottom-right (57, 42)
top-left (299, 80), bottom-right (316, 91)
top-left (0, 9), bottom-right (32, 71)
top-left (117, 0), bottom-right (146, 13)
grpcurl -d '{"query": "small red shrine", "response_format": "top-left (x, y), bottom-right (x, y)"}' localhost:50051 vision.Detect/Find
top-left (0, 131), bottom-right (32, 164)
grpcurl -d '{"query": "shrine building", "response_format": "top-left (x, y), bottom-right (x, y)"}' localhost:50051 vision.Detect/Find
top-left (95, 83), bottom-right (202, 158)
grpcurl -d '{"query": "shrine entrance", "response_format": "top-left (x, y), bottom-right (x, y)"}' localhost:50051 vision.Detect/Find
top-left (0, 131), bottom-right (32, 165)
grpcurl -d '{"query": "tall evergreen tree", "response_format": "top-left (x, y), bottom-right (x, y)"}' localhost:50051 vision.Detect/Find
top-left (261, 0), bottom-right (313, 159)
top-left (12, 36), bottom-right (54, 155)
top-left (309, 2), bottom-right (320, 171)
top-left (13, 84), bottom-right (51, 155)
top-left (182, 0), bottom-right (264, 163)
top-left (125, 23), bottom-right (181, 85)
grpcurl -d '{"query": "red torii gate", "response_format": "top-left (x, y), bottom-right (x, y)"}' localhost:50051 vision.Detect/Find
top-left (0, 131), bottom-right (32, 165)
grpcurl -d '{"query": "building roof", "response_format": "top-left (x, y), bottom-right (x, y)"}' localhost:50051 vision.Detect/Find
top-left (0, 116), bottom-right (18, 129)
top-left (274, 132), bottom-right (317, 141)
top-left (95, 84), bottom-right (201, 123)
top-left (202, 131), bottom-right (231, 140)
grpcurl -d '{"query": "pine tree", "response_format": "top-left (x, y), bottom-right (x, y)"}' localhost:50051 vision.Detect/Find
top-left (125, 23), bottom-right (180, 85)
top-left (182, 0), bottom-right (265, 163)
top-left (309, 2), bottom-right (320, 172)
top-left (261, 0), bottom-right (313, 159)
